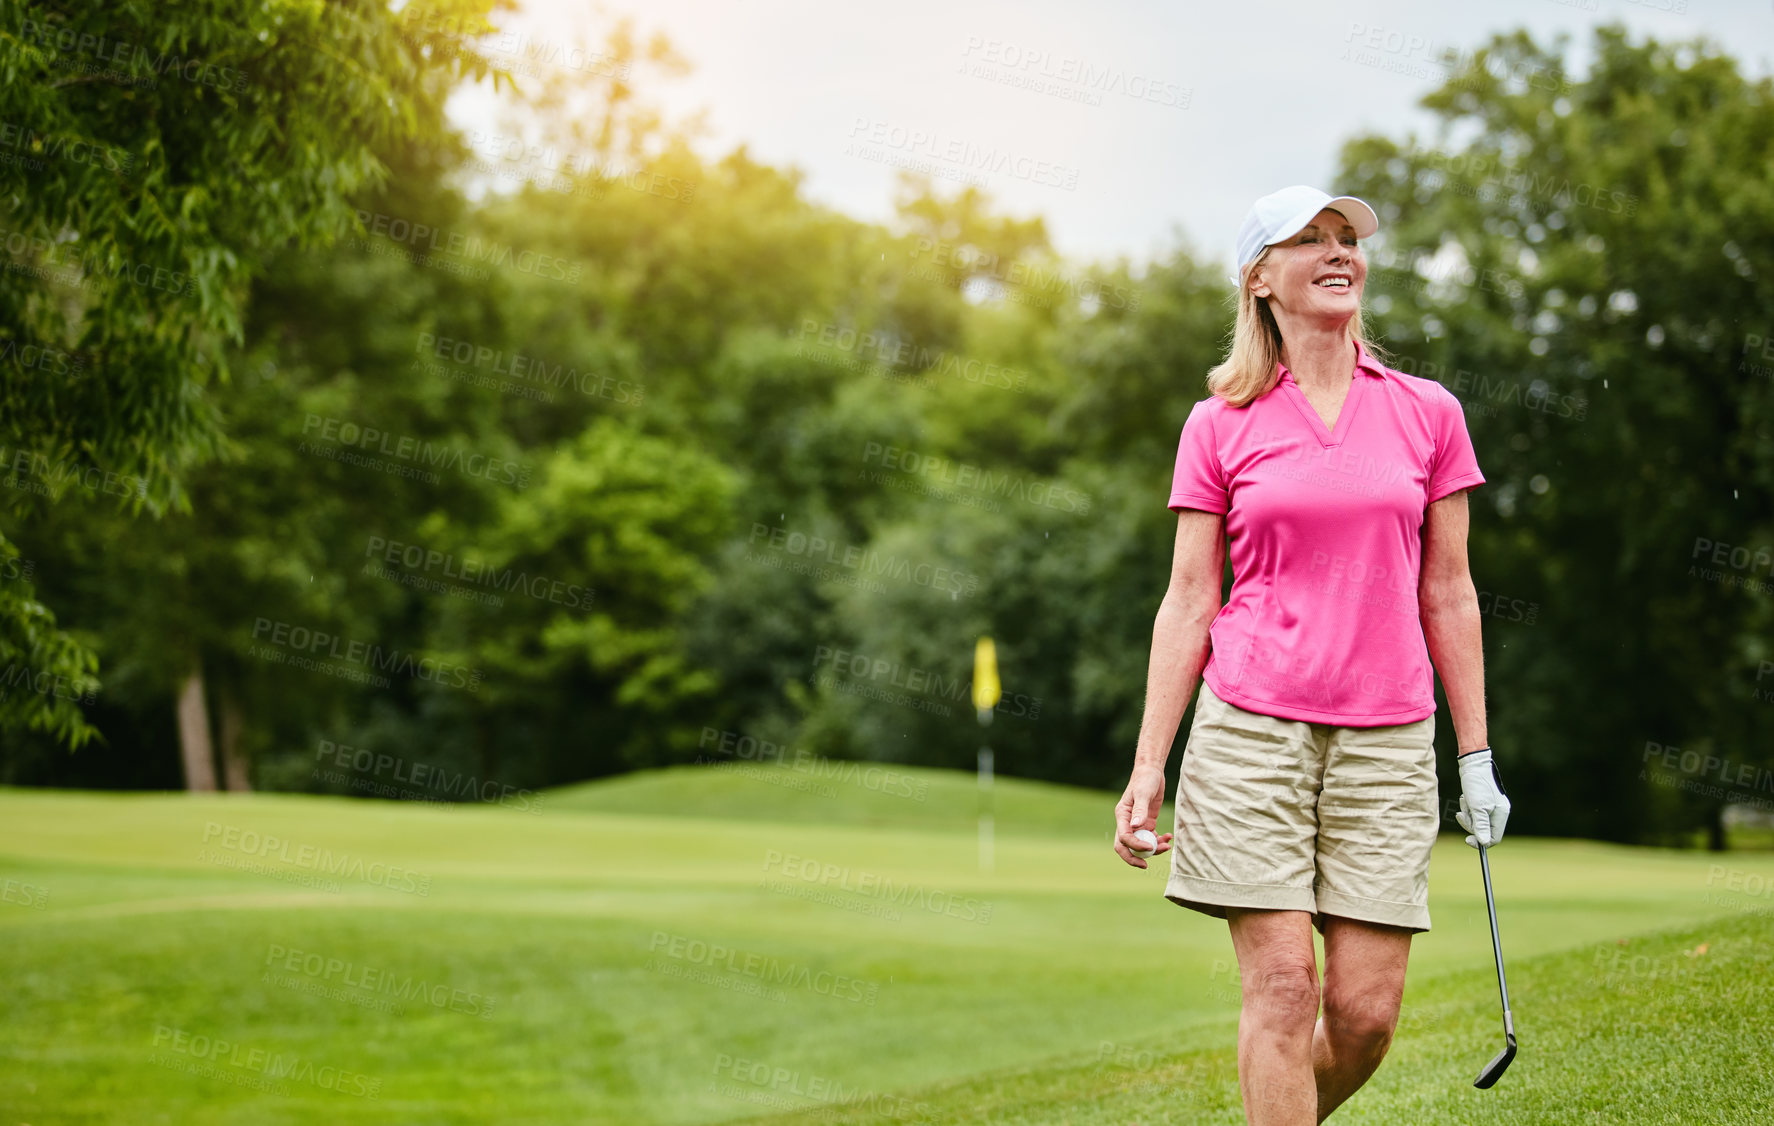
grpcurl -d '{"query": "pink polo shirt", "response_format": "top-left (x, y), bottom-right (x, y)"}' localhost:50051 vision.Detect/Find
top-left (1168, 340), bottom-right (1485, 726)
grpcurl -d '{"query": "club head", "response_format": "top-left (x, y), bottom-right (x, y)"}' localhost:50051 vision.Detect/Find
top-left (1472, 1032), bottom-right (1516, 1089)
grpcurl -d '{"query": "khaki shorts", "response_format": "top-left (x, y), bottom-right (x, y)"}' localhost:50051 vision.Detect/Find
top-left (1165, 680), bottom-right (1440, 934)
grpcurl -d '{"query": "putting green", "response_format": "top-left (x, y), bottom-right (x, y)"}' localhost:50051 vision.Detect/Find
top-left (1, 768), bottom-right (1770, 1124)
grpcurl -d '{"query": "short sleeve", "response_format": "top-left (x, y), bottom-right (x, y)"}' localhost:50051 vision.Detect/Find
top-left (1426, 387), bottom-right (1486, 503)
top-left (1168, 398), bottom-right (1229, 514)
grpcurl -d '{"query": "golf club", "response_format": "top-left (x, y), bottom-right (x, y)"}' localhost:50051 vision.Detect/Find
top-left (1473, 842), bottom-right (1517, 1089)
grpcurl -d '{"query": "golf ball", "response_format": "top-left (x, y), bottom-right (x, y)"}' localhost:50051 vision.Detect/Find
top-left (1131, 829), bottom-right (1157, 859)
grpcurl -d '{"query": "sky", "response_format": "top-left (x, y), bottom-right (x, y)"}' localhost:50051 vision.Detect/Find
top-left (449, 0), bottom-right (1773, 274)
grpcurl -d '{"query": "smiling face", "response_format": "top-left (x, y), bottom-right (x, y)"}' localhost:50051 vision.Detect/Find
top-left (1247, 207), bottom-right (1367, 321)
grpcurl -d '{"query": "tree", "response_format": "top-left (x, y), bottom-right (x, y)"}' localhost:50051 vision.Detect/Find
top-left (1336, 24), bottom-right (1774, 844)
top-left (0, 0), bottom-right (507, 757)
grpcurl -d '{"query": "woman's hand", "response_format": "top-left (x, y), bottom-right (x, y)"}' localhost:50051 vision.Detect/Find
top-left (1455, 748), bottom-right (1511, 848)
top-left (1114, 764), bottom-right (1174, 868)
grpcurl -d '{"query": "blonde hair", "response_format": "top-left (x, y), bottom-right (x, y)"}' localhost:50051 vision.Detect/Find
top-left (1205, 246), bottom-right (1389, 407)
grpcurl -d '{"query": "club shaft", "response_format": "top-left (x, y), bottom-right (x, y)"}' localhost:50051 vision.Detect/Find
top-left (1479, 844), bottom-right (1510, 1015)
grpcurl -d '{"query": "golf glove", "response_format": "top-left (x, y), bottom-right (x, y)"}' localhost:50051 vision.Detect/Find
top-left (1455, 748), bottom-right (1511, 849)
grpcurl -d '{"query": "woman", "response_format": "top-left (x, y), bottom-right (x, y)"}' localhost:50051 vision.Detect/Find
top-left (1112, 185), bottom-right (1513, 1125)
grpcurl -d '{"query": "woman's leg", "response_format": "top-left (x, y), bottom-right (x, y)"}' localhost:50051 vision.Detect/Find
top-left (1311, 914), bottom-right (1412, 1121)
top-left (1226, 906), bottom-right (1320, 1126)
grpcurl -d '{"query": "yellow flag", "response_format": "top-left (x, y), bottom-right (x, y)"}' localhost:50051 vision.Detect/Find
top-left (972, 636), bottom-right (1002, 713)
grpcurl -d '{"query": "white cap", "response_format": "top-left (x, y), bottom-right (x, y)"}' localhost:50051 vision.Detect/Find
top-left (1231, 185), bottom-right (1379, 287)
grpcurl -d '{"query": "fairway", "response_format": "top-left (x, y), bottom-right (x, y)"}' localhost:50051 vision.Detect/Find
top-left (3, 767), bottom-right (1773, 1125)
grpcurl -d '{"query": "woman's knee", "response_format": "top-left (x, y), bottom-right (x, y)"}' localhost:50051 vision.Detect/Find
top-left (1228, 909), bottom-right (1320, 1024)
top-left (1242, 960), bottom-right (1321, 1022)
top-left (1321, 989), bottom-right (1399, 1050)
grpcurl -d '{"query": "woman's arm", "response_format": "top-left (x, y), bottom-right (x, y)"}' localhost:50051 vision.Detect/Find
top-left (1114, 508), bottom-right (1225, 866)
top-left (1134, 509), bottom-right (1226, 768)
top-left (1419, 489), bottom-right (1489, 756)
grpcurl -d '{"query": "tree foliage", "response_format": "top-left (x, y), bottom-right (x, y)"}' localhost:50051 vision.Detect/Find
top-left (6, 16), bottom-right (1769, 849)
top-left (1336, 25), bottom-right (1774, 842)
top-left (0, 0), bottom-right (506, 745)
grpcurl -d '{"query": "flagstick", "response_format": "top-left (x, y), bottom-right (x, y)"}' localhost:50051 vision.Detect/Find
top-left (978, 744), bottom-right (994, 874)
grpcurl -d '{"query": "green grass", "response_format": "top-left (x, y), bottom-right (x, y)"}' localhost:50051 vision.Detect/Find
top-left (544, 758), bottom-right (1166, 839)
top-left (2, 767), bottom-right (1771, 1125)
